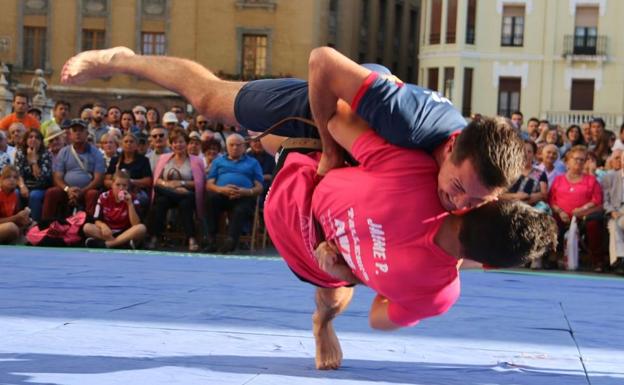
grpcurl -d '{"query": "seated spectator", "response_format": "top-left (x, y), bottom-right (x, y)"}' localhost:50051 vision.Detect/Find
top-left (104, 132), bottom-right (152, 210)
top-left (14, 129), bottom-right (53, 222)
top-left (205, 134), bottom-right (263, 252)
top-left (8, 122), bottom-right (26, 149)
top-left (149, 128), bottom-right (204, 251)
top-left (44, 125), bottom-right (66, 165)
top-left (201, 138), bottom-right (222, 172)
top-left (145, 106), bottom-right (160, 131)
top-left (526, 117), bottom-right (540, 141)
top-left (605, 149), bottom-right (622, 172)
top-left (593, 131), bottom-right (612, 167)
top-left (0, 131), bottom-right (14, 169)
top-left (146, 126), bottom-right (171, 172)
top-left (247, 137), bottom-right (276, 206)
top-left (560, 124), bottom-right (586, 157)
top-left (602, 154), bottom-right (624, 274)
top-left (585, 151), bottom-right (608, 183)
top-left (0, 165), bottom-right (32, 243)
top-left (538, 144), bottom-right (566, 190)
top-left (187, 131), bottom-right (202, 156)
top-left (99, 133), bottom-right (119, 168)
top-left (136, 133), bottom-right (149, 155)
top-left (42, 119), bottom-right (105, 220)
top-left (501, 140), bottom-right (548, 210)
top-left (83, 170), bottom-right (147, 249)
top-left (550, 145), bottom-right (605, 271)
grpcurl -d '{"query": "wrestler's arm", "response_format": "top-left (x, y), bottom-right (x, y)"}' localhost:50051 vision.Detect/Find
top-left (369, 294), bottom-right (401, 331)
top-left (308, 47), bottom-right (371, 173)
top-left (326, 100), bottom-right (371, 154)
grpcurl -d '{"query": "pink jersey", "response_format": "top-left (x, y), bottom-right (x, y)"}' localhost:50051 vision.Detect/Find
top-left (264, 131), bottom-right (460, 327)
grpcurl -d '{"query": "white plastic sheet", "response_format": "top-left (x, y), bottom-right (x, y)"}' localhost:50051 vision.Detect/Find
top-left (565, 216), bottom-right (579, 271)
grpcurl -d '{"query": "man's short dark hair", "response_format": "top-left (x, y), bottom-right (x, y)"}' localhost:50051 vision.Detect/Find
top-left (451, 116), bottom-right (525, 189)
top-left (13, 92), bottom-right (29, 102)
top-left (539, 119), bottom-right (549, 125)
top-left (54, 100), bottom-right (70, 110)
top-left (459, 200), bottom-right (557, 268)
top-left (591, 117), bottom-right (605, 128)
top-left (528, 117), bottom-right (539, 124)
top-left (511, 111), bottom-right (523, 118)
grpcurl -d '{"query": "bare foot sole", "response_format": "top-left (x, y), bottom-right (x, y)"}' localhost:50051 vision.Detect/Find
top-left (313, 312), bottom-right (343, 370)
top-left (61, 46), bottom-right (135, 84)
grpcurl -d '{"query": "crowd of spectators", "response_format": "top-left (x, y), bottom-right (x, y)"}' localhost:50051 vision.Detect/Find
top-left (0, 93), bottom-right (274, 253)
top-left (1, 92), bottom-right (624, 275)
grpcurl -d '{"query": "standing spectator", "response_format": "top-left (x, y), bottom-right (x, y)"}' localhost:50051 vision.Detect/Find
top-left (99, 133), bottom-right (119, 168)
top-left (0, 165), bottom-right (31, 243)
top-left (526, 117), bottom-right (540, 141)
top-left (28, 108), bottom-right (42, 123)
top-left (136, 133), bottom-right (149, 155)
top-left (132, 105), bottom-right (147, 122)
top-left (80, 107), bottom-right (93, 122)
top-left (588, 118), bottom-right (606, 151)
top-left (107, 106), bottom-right (121, 128)
top-left (171, 105), bottom-right (189, 129)
top-left (550, 145), bottom-right (605, 271)
top-left (42, 119), bottom-right (105, 220)
top-left (135, 114), bottom-right (147, 135)
top-left (14, 129), bottom-right (53, 222)
top-left (149, 128), bottom-right (204, 251)
top-left (510, 111), bottom-right (528, 139)
top-left (162, 111), bottom-right (179, 132)
top-left (187, 131), bottom-right (202, 156)
top-left (593, 131), bottom-right (612, 167)
top-left (602, 154), bottom-right (624, 274)
top-left (145, 106), bottom-right (160, 131)
top-left (146, 126), bottom-right (171, 172)
top-left (611, 123), bottom-right (624, 152)
top-left (561, 124), bottom-right (585, 156)
top-left (205, 134), bottom-right (263, 252)
top-left (84, 170), bottom-right (147, 249)
top-left (195, 114), bottom-right (210, 132)
top-left (40, 100), bottom-right (70, 139)
top-left (88, 103), bottom-right (110, 143)
top-left (105, 132), bottom-right (152, 210)
top-left (119, 110), bottom-right (136, 135)
top-left (44, 125), bottom-right (66, 165)
top-left (581, 122), bottom-right (591, 144)
top-left (538, 144), bottom-right (566, 190)
top-left (0, 131), bottom-right (14, 169)
top-left (0, 93), bottom-right (40, 131)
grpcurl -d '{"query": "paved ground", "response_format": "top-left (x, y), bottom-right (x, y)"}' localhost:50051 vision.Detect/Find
top-left (0, 246), bottom-right (622, 385)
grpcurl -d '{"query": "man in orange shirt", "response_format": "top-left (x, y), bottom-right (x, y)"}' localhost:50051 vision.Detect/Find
top-left (0, 93), bottom-right (41, 131)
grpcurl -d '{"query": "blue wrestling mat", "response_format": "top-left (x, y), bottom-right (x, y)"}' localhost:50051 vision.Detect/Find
top-left (0, 246), bottom-right (622, 385)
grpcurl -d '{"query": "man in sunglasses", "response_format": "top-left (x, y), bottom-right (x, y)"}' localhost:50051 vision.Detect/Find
top-left (146, 126), bottom-right (171, 173)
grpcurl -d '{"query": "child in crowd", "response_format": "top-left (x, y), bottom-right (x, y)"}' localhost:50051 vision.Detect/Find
top-left (0, 165), bottom-right (32, 243)
top-left (83, 170), bottom-right (146, 248)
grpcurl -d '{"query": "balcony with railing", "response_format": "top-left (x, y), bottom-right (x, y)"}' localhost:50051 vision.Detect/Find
top-left (563, 35), bottom-right (607, 61)
top-left (544, 111), bottom-right (622, 132)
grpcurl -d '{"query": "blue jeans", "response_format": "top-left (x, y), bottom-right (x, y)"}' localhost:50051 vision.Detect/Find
top-left (28, 189), bottom-right (46, 222)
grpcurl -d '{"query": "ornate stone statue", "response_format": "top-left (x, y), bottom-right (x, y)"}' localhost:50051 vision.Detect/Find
top-left (31, 68), bottom-right (48, 100)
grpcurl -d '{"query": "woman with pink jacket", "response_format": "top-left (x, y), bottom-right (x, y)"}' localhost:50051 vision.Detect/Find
top-left (149, 128), bottom-right (204, 251)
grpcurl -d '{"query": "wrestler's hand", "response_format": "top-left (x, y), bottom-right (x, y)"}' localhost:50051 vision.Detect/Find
top-left (317, 151), bottom-right (344, 176)
top-left (315, 240), bottom-right (361, 285)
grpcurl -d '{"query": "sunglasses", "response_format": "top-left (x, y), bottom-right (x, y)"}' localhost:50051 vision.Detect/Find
top-left (197, 121), bottom-right (208, 125)
top-left (151, 133), bottom-right (165, 139)
top-left (172, 110), bottom-right (183, 114)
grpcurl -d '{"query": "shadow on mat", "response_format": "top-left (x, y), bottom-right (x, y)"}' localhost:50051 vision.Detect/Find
top-left (0, 352), bottom-right (611, 385)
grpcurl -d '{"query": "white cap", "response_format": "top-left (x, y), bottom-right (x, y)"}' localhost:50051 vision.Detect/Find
top-left (162, 111), bottom-right (178, 124)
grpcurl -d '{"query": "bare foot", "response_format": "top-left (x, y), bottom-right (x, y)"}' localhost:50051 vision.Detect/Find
top-left (313, 312), bottom-right (343, 370)
top-left (61, 46), bottom-right (135, 84)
